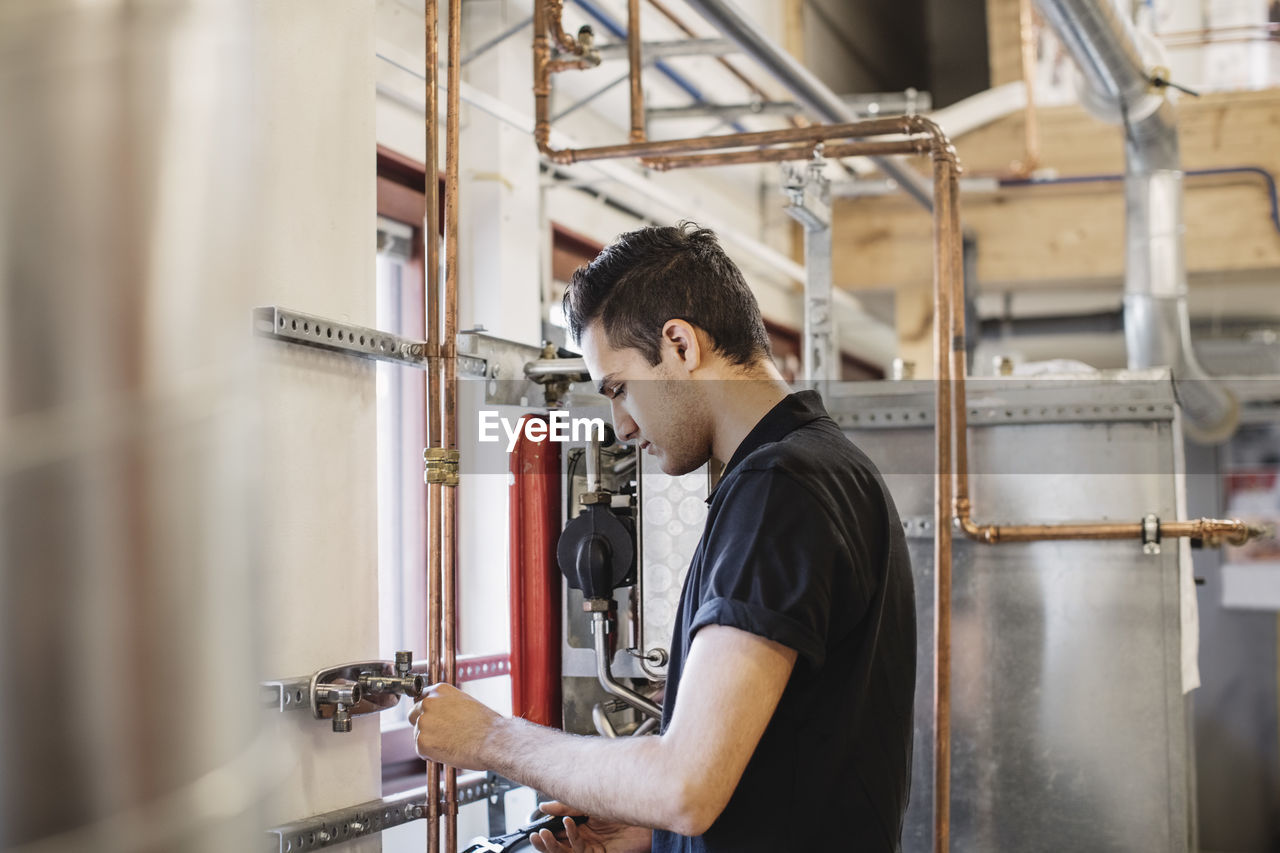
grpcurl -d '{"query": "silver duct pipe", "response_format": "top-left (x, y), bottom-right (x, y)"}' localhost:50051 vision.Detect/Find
top-left (1032, 0), bottom-right (1237, 442)
top-left (1, 2), bottom-right (264, 851)
top-left (679, 0), bottom-right (936, 212)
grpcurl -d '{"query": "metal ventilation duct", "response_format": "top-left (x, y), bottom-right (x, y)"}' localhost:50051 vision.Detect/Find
top-left (1032, 0), bottom-right (1238, 442)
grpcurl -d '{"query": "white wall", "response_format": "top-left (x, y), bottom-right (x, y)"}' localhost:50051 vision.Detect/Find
top-left (253, 3), bottom-right (382, 850)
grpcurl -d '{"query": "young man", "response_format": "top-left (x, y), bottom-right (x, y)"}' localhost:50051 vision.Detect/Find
top-left (409, 223), bottom-right (916, 852)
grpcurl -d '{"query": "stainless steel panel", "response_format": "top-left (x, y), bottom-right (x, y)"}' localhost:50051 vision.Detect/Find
top-left (842, 379), bottom-right (1189, 853)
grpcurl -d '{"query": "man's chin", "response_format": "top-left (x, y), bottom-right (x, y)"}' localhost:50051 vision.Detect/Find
top-left (657, 452), bottom-right (703, 478)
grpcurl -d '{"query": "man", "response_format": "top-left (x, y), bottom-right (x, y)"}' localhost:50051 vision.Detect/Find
top-left (410, 223), bottom-right (916, 852)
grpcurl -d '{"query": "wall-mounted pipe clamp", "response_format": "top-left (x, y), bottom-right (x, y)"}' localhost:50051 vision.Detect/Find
top-left (1142, 514), bottom-right (1161, 555)
top-left (263, 650), bottom-right (426, 733)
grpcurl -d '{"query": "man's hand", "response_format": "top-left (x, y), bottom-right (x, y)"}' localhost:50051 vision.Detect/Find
top-left (528, 802), bottom-right (653, 853)
top-left (408, 683), bottom-right (500, 771)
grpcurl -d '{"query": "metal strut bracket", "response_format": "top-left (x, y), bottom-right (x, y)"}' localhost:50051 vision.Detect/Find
top-left (267, 775), bottom-right (513, 852)
top-left (253, 306), bottom-right (487, 376)
top-left (262, 651), bottom-right (424, 733)
top-left (782, 157), bottom-right (837, 383)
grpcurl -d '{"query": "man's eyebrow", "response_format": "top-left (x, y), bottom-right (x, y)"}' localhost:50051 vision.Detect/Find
top-left (596, 373), bottom-right (616, 396)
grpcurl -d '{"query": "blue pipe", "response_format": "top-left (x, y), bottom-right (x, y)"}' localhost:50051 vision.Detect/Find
top-left (999, 166), bottom-right (1280, 237)
top-left (573, 0), bottom-right (750, 134)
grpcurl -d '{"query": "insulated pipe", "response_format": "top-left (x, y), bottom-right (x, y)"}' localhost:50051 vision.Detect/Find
top-left (677, 0), bottom-right (935, 210)
top-left (509, 417), bottom-right (564, 729)
top-left (1032, 0), bottom-right (1149, 106)
top-left (1031, 0), bottom-right (1237, 442)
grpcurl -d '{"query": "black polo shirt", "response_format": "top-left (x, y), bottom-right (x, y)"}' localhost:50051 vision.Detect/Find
top-left (651, 390), bottom-right (916, 853)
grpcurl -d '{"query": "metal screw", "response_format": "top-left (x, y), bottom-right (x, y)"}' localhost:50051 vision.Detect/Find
top-left (349, 821), bottom-right (364, 833)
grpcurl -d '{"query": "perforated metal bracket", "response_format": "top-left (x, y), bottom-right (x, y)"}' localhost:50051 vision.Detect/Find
top-left (253, 306), bottom-right (487, 376)
top-left (266, 774), bottom-right (517, 852)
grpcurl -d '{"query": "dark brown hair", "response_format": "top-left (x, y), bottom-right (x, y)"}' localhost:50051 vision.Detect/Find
top-left (562, 222), bottom-right (771, 366)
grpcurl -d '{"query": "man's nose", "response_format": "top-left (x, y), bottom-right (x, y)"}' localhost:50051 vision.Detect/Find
top-left (610, 400), bottom-right (638, 442)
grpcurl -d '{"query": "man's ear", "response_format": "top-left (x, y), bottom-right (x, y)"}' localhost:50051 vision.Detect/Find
top-left (662, 319), bottom-right (702, 374)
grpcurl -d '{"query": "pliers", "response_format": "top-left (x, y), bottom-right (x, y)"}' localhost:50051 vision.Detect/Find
top-left (461, 813), bottom-right (588, 852)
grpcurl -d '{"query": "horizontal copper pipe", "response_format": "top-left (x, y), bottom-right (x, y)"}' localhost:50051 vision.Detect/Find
top-left (1163, 518), bottom-right (1268, 547)
top-left (544, 116), bottom-right (933, 164)
top-left (1157, 22), bottom-right (1277, 39)
top-left (647, 138), bottom-right (931, 170)
top-left (955, 502), bottom-right (1266, 546)
top-left (547, 57), bottom-right (600, 73)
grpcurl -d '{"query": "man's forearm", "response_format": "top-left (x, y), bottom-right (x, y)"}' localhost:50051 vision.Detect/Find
top-left (480, 715), bottom-right (699, 834)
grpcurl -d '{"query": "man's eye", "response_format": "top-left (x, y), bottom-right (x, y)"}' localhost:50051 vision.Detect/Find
top-left (613, 384), bottom-right (626, 399)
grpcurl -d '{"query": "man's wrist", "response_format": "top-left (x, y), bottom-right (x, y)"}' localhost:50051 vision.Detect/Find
top-left (478, 712), bottom-right (518, 771)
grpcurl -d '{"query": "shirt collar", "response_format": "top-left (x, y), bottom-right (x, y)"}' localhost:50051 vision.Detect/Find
top-left (708, 390), bottom-right (830, 502)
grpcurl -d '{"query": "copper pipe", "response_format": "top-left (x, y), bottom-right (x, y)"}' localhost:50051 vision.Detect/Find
top-left (546, 57), bottom-right (600, 73)
top-left (539, 115), bottom-right (925, 164)
top-left (628, 0), bottom-right (645, 143)
top-left (1161, 34), bottom-right (1278, 47)
top-left (533, 0), bottom-right (550, 152)
top-left (547, 0), bottom-right (598, 58)
top-left (425, 0), bottom-right (441, 434)
top-left (647, 137), bottom-right (931, 170)
top-left (423, 2), bottom-right (442, 850)
top-left (1015, 0), bottom-right (1041, 176)
top-left (930, 151), bottom-right (960, 853)
top-left (955, 515), bottom-right (1265, 545)
top-left (1157, 22), bottom-right (1277, 40)
top-left (443, 0), bottom-right (463, 847)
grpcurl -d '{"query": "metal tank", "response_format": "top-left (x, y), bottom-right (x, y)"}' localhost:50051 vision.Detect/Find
top-left (0, 3), bottom-right (263, 851)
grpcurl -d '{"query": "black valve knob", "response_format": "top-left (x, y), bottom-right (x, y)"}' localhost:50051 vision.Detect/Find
top-left (557, 504), bottom-right (635, 600)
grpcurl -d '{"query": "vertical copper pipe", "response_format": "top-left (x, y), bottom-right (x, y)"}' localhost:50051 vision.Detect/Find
top-left (1017, 0), bottom-right (1041, 175)
top-left (931, 152), bottom-right (957, 853)
top-left (443, 482), bottom-right (458, 853)
top-left (443, 0), bottom-right (463, 848)
top-left (948, 182), bottom-right (970, 526)
top-left (628, 0), bottom-right (645, 142)
top-left (533, 0), bottom-right (552, 154)
top-left (424, 3), bottom-right (442, 852)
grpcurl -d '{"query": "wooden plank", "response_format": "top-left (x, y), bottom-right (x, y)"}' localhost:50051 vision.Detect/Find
top-left (832, 88), bottom-right (1280, 292)
top-left (987, 0), bottom-right (1023, 87)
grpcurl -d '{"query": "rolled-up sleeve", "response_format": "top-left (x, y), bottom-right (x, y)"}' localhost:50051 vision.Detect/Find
top-left (688, 468), bottom-right (862, 670)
